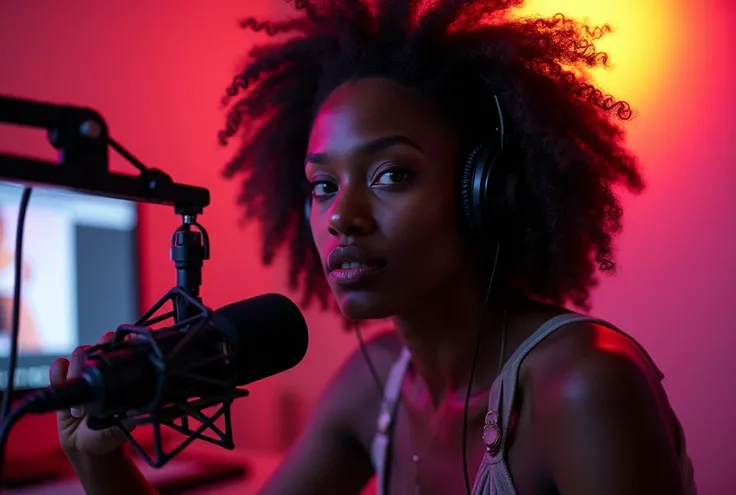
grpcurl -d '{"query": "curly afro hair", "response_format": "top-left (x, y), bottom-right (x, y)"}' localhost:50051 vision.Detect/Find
top-left (218, 0), bottom-right (645, 312)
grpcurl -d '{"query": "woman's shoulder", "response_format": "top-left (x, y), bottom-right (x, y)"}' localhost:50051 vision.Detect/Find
top-left (521, 312), bottom-right (673, 438)
top-left (316, 327), bottom-right (403, 449)
top-left (516, 313), bottom-right (686, 492)
top-left (525, 312), bottom-right (663, 386)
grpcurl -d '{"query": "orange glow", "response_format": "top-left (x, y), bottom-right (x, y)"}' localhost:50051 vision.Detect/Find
top-left (513, 0), bottom-right (681, 105)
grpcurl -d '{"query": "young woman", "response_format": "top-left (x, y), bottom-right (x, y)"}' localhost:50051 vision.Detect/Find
top-left (51, 1), bottom-right (696, 493)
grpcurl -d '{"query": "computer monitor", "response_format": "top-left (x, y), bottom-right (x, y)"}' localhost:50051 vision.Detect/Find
top-left (0, 183), bottom-right (139, 395)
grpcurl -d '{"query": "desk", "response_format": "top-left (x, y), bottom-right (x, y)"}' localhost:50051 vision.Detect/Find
top-left (5, 446), bottom-right (283, 495)
top-left (6, 445), bottom-right (378, 495)
top-left (167, 447), bottom-right (283, 495)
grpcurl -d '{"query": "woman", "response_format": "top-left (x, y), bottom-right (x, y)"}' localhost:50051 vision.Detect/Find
top-left (51, 1), bottom-right (697, 494)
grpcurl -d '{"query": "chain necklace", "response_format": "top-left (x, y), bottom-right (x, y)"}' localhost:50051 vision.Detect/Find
top-left (407, 311), bottom-right (508, 494)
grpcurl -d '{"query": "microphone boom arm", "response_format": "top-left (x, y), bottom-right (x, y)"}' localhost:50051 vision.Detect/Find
top-left (0, 93), bottom-right (212, 311)
top-left (0, 95), bottom-right (210, 213)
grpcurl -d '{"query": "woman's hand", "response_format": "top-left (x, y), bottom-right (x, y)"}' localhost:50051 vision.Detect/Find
top-left (49, 331), bottom-right (132, 457)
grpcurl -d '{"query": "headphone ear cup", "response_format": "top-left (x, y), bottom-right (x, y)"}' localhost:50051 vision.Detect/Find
top-left (459, 144), bottom-right (483, 238)
top-left (459, 143), bottom-right (517, 242)
top-left (461, 143), bottom-right (500, 239)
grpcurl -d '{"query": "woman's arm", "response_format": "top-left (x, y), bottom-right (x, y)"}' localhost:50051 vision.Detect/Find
top-left (258, 332), bottom-right (399, 495)
top-left (532, 323), bottom-right (684, 495)
top-left (257, 407), bottom-right (374, 495)
top-left (67, 449), bottom-right (158, 495)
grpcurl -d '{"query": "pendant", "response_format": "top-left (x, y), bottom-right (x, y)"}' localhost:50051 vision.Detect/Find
top-left (412, 454), bottom-right (421, 495)
top-left (482, 411), bottom-right (502, 456)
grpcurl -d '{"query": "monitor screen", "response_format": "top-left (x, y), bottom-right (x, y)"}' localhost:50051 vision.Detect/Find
top-left (0, 183), bottom-right (139, 392)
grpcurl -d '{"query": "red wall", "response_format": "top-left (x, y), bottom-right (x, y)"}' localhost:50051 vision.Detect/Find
top-left (1, 1), bottom-right (734, 493)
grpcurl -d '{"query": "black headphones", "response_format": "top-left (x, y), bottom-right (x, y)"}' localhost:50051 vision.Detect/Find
top-left (458, 90), bottom-right (518, 246)
top-left (304, 85), bottom-right (517, 246)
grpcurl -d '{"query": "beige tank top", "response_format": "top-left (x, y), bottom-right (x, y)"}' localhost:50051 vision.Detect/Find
top-left (370, 313), bottom-right (697, 494)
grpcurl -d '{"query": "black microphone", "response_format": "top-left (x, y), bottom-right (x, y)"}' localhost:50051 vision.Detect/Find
top-left (23, 293), bottom-right (309, 416)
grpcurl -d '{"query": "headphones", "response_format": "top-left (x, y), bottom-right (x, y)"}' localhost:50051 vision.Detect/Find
top-left (458, 91), bottom-right (518, 245)
top-left (304, 85), bottom-right (518, 247)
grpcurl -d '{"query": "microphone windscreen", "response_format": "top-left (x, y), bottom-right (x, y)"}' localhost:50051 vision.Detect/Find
top-left (212, 293), bottom-right (309, 386)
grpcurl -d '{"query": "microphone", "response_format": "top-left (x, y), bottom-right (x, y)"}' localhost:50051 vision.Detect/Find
top-left (23, 293), bottom-right (309, 416)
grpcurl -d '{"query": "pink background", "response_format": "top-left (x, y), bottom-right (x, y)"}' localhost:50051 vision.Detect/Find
top-left (1, 1), bottom-right (734, 493)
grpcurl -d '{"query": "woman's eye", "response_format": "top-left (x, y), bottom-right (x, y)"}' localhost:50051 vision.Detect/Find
top-left (312, 181), bottom-right (337, 199)
top-left (372, 169), bottom-right (409, 186)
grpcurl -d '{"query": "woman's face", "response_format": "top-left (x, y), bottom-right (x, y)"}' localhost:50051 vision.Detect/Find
top-left (306, 77), bottom-right (472, 320)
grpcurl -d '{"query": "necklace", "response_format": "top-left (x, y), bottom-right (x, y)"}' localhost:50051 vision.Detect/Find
top-left (408, 310), bottom-right (509, 494)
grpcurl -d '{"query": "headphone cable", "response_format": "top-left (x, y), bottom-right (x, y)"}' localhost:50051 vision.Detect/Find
top-left (354, 242), bottom-right (502, 495)
top-left (461, 242), bottom-right (501, 494)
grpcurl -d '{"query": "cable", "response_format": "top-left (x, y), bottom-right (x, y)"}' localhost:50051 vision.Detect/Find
top-left (354, 322), bottom-right (385, 398)
top-left (0, 394), bottom-right (36, 483)
top-left (107, 137), bottom-right (149, 173)
top-left (0, 187), bottom-right (33, 488)
top-left (462, 242), bottom-right (501, 495)
top-left (0, 187), bottom-right (33, 422)
top-left (354, 242), bottom-right (502, 495)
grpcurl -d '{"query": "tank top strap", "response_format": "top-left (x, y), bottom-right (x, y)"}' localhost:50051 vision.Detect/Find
top-left (485, 313), bottom-right (666, 456)
top-left (472, 313), bottom-right (695, 495)
top-left (371, 347), bottom-right (412, 495)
